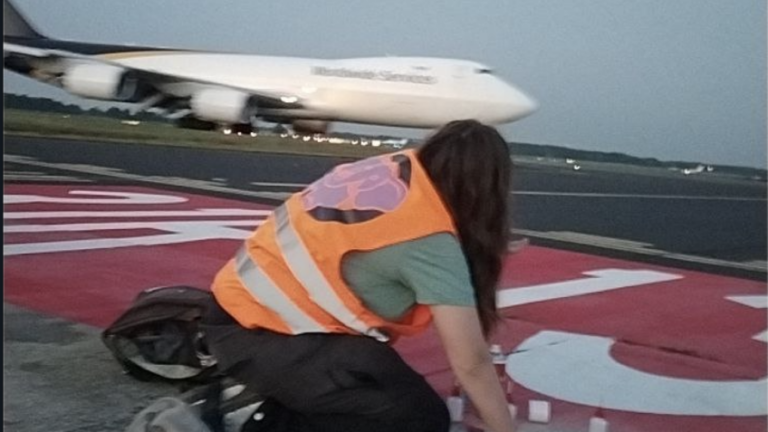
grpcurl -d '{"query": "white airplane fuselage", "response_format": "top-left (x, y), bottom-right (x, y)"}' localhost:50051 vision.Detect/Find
top-left (106, 53), bottom-right (535, 127)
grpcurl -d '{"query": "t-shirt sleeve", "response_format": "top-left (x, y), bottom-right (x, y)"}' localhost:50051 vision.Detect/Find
top-left (397, 233), bottom-right (476, 307)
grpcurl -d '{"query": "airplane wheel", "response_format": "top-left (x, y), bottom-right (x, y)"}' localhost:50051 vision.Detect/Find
top-left (230, 123), bottom-right (254, 135)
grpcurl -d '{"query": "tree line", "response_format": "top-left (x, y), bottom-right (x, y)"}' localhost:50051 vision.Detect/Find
top-left (4, 93), bottom-right (166, 122)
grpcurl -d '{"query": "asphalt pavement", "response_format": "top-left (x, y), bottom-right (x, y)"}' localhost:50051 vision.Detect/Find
top-left (3, 134), bottom-right (766, 432)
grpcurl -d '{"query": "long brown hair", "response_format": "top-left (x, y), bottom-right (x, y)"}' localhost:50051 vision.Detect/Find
top-left (417, 120), bottom-right (512, 336)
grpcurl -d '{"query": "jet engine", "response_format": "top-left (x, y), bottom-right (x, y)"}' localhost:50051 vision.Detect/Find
top-left (61, 63), bottom-right (143, 101)
top-left (292, 120), bottom-right (330, 135)
top-left (190, 88), bottom-right (258, 124)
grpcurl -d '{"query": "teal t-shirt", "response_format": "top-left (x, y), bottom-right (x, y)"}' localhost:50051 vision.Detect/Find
top-left (341, 233), bottom-right (476, 321)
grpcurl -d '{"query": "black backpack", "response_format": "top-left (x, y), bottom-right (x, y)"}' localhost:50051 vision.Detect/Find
top-left (102, 285), bottom-right (219, 383)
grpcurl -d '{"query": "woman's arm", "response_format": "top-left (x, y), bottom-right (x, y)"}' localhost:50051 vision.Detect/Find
top-left (431, 304), bottom-right (515, 432)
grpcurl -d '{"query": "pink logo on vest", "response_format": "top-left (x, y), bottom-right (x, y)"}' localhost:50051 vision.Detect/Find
top-left (302, 156), bottom-right (409, 214)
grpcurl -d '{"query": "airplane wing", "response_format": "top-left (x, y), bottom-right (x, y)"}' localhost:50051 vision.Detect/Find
top-left (4, 41), bottom-right (48, 58)
top-left (4, 40), bottom-right (305, 112)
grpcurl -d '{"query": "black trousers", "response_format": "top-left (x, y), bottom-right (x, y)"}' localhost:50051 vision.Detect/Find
top-left (201, 301), bottom-right (450, 432)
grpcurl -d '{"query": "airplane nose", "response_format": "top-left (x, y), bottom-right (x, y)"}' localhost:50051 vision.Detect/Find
top-left (501, 85), bottom-right (538, 123)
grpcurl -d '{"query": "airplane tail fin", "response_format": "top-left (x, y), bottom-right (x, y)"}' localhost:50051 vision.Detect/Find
top-left (4, 0), bottom-right (46, 39)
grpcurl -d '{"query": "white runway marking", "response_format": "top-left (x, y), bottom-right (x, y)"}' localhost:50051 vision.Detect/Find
top-left (252, 181), bottom-right (766, 202)
top-left (4, 220), bottom-right (262, 256)
top-left (513, 229), bottom-right (766, 273)
top-left (496, 269), bottom-right (682, 308)
top-left (507, 330), bottom-right (768, 416)
top-left (4, 209), bottom-right (272, 219)
top-left (3, 169), bottom-right (92, 183)
top-left (7, 156), bottom-right (761, 202)
top-left (725, 295), bottom-right (768, 343)
top-left (5, 155), bottom-right (763, 272)
top-left (250, 181), bottom-right (308, 188)
top-left (3, 155), bottom-right (289, 201)
top-left (3, 173), bottom-right (91, 182)
top-left (515, 191), bottom-right (765, 201)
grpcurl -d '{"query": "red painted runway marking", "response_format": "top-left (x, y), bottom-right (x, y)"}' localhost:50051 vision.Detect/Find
top-left (4, 185), bottom-right (269, 325)
top-left (4, 184), bottom-right (766, 432)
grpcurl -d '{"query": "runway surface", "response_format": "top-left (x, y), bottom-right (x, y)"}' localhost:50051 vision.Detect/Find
top-left (5, 135), bottom-right (766, 272)
top-left (3, 135), bottom-right (767, 432)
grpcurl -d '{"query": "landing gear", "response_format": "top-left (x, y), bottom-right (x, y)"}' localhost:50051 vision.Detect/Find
top-left (175, 116), bottom-right (217, 131)
top-left (231, 123), bottom-right (254, 135)
top-left (221, 123), bottom-right (257, 137)
top-left (292, 120), bottom-right (329, 135)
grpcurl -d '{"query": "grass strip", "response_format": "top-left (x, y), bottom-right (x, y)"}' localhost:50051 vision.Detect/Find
top-left (3, 109), bottom-right (394, 158)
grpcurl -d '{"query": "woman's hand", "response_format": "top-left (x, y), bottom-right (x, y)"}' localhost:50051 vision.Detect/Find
top-left (431, 305), bottom-right (516, 432)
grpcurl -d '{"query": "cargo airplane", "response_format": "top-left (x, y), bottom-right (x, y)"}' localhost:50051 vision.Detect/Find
top-left (3, 0), bottom-right (537, 134)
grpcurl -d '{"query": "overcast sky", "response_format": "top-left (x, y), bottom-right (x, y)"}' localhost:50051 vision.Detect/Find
top-left (4, 0), bottom-right (766, 168)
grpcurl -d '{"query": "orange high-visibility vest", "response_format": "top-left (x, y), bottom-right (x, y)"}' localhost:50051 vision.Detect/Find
top-left (211, 150), bottom-right (458, 341)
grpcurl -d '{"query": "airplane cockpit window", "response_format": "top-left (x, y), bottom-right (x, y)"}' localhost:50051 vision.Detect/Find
top-left (476, 68), bottom-right (493, 74)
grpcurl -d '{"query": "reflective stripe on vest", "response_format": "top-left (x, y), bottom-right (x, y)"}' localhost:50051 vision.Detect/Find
top-left (274, 205), bottom-right (390, 342)
top-left (220, 151), bottom-right (454, 339)
top-left (234, 246), bottom-right (327, 334)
